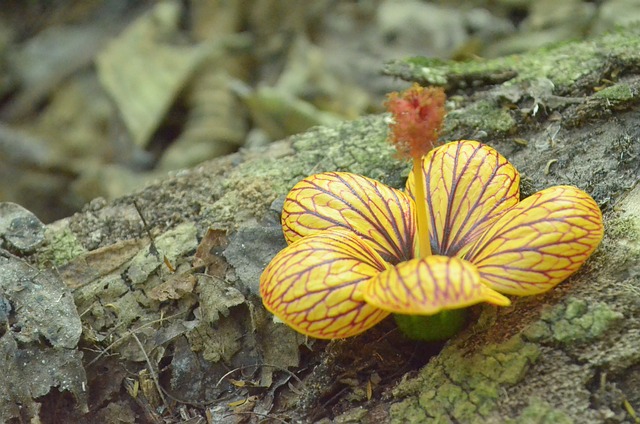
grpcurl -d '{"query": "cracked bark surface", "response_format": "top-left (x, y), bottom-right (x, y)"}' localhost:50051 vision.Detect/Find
top-left (3, 27), bottom-right (640, 423)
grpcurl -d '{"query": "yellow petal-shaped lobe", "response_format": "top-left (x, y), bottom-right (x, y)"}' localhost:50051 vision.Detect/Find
top-left (406, 140), bottom-right (520, 257)
top-left (282, 172), bottom-right (416, 264)
top-left (260, 230), bottom-right (390, 339)
top-left (465, 186), bottom-right (604, 295)
top-left (363, 255), bottom-right (510, 315)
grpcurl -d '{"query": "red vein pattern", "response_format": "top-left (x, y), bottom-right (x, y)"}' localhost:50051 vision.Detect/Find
top-left (465, 185), bottom-right (604, 295)
top-left (363, 256), bottom-right (510, 315)
top-left (282, 172), bottom-right (416, 264)
top-left (406, 140), bottom-right (520, 257)
top-left (260, 230), bottom-right (390, 339)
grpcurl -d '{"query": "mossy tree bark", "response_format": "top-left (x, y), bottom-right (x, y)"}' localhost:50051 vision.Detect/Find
top-left (6, 27), bottom-right (640, 423)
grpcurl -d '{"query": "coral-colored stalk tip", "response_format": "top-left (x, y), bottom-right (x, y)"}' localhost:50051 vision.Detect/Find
top-left (385, 83), bottom-right (446, 159)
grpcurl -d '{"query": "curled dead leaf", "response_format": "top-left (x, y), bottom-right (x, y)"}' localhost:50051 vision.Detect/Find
top-left (147, 273), bottom-right (197, 301)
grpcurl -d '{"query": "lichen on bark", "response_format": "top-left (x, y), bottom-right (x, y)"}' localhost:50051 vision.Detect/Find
top-left (390, 335), bottom-right (540, 423)
top-left (14, 25), bottom-right (640, 423)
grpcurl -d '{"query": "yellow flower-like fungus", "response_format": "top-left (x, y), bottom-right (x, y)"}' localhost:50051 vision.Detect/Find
top-left (260, 140), bottom-right (604, 339)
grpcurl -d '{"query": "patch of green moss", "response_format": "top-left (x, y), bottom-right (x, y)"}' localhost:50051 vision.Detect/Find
top-left (204, 115), bottom-right (408, 228)
top-left (446, 99), bottom-right (516, 136)
top-left (507, 399), bottom-right (574, 424)
top-left (386, 26), bottom-right (640, 95)
top-left (238, 115), bottom-right (403, 192)
top-left (398, 56), bottom-right (514, 88)
top-left (290, 114), bottom-right (406, 187)
top-left (39, 224), bottom-right (87, 267)
top-left (403, 57), bottom-right (451, 86)
top-left (523, 298), bottom-right (623, 345)
top-left (332, 406), bottom-right (367, 423)
top-left (207, 178), bottom-right (281, 225)
top-left (389, 398), bottom-right (431, 424)
top-left (390, 335), bottom-right (540, 423)
top-left (593, 83), bottom-right (634, 102)
top-left (606, 215), bottom-right (640, 246)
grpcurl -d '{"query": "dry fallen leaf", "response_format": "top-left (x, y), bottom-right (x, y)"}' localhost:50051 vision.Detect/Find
top-left (59, 239), bottom-right (147, 289)
top-left (147, 273), bottom-right (196, 301)
top-left (193, 228), bottom-right (228, 269)
top-left (96, 1), bottom-right (207, 148)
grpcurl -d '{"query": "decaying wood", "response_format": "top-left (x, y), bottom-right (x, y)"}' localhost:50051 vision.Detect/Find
top-left (2, 27), bottom-right (640, 423)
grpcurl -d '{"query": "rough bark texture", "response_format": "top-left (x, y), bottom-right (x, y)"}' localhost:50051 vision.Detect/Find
top-left (2, 27), bottom-right (640, 423)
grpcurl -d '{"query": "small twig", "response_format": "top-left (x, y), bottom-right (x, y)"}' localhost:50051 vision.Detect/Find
top-left (131, 331), bottom-right (171, 413)
top-left (215, 364), bottom-right (303, 388)
top-left (86, 311), bottom-right (185, 368)
top-left (318, 386), bottom-right (349, 412)
top-left (160, 386), bottom-right (235, 408)
top-left (78, 301), bottom-right (99, 318)
top-left (133, 200), bottom-right (160, 258)
top-left (374, 326), bottom-right (399, 343)
top-left (134, 200), bottom-right (177, 272)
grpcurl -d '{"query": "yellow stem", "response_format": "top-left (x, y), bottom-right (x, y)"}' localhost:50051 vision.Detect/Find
top-left (413, 156), bottom-right (432, 258)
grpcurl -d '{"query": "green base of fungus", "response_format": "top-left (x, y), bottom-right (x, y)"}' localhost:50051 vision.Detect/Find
top-left (394, 309), bottom-right (468, 342)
